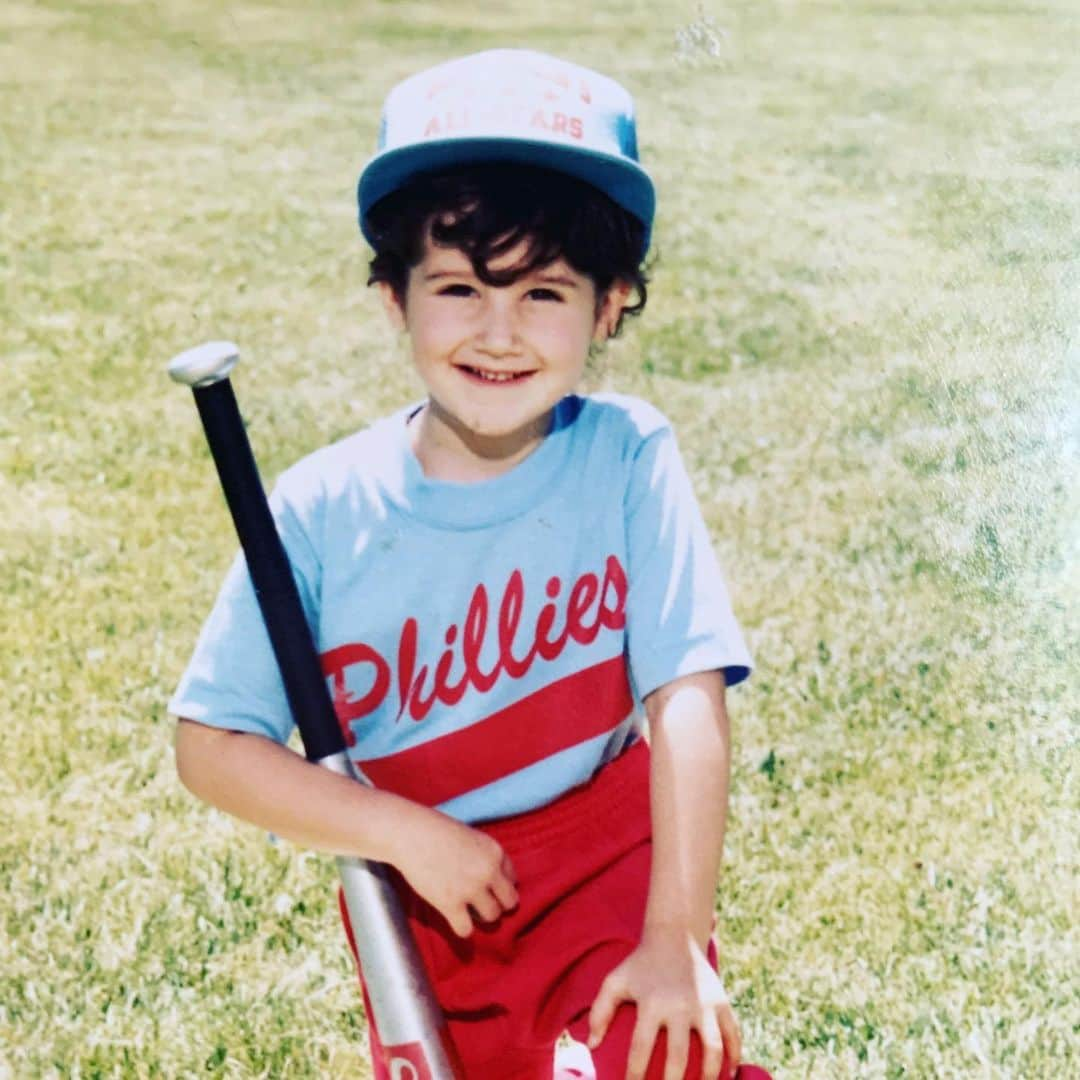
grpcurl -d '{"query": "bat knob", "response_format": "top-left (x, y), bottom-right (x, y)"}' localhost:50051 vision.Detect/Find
top-left (168, 340), bottom-right (241, 387)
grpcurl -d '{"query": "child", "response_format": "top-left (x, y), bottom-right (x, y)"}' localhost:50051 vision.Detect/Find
top-left (171, 49), bottom-right (766, 1080)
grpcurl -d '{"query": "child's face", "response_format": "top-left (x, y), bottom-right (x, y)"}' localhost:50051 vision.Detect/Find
top-left (380, 229), bottom-right (628, 467)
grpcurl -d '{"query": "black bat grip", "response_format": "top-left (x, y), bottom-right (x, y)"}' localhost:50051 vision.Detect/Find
top-left (191, 378), bottom-right (346, 763)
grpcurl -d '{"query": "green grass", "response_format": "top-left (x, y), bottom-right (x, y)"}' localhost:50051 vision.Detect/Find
top-left (2, 1), bottom-right (1078, 1076)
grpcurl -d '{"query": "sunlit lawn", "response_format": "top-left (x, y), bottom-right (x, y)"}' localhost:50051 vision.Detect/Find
top-left (2, 1), bottom-right (1077, 1076)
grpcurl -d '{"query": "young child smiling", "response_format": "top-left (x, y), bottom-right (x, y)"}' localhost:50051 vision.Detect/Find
top-left (381, 227), bottom-right (621, 481)
top-left (171, 49), bottom-right (767, 1080)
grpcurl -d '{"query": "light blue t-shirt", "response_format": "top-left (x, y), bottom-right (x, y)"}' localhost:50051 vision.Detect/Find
top-left (169, 393), bottom-right (752, 823)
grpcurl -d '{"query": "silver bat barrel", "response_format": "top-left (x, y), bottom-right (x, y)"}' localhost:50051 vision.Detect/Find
top-left (319, 751), bottom-right (458, 1073)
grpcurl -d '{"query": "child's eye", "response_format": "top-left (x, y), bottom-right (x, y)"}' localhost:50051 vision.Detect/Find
top-left (438, 284), bottom-right (476, 297)
top-left (527, 288), bottom-right (563, 302)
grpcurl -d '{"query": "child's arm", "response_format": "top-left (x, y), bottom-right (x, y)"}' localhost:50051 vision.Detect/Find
top-left (175, 718), bottom-right (518, 937)
top-left (586, 670), bottom-right (741, 1080)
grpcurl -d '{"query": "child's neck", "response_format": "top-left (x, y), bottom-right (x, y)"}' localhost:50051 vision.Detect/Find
top-left (409, 402), bottom-right (551, 483)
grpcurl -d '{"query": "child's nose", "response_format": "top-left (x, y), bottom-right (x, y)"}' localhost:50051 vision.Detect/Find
top-left (475, 295), bottom-right (521, 354)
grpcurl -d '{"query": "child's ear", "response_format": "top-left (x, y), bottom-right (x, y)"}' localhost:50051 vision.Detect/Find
top-left (593, 280), bottom-right (633, 342)
top-left (377, 282), bottom-right (408, 332)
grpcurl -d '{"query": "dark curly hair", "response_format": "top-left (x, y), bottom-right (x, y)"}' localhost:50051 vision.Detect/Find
top-left (364, 163), bottom-right (649, 337)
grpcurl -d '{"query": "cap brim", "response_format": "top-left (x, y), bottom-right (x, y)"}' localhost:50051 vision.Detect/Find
top-left (358, 137), bottom-right (655, 257)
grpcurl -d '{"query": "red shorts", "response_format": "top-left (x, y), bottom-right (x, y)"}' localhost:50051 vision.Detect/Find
top-left (340, 739), bottom-right (724, 1079)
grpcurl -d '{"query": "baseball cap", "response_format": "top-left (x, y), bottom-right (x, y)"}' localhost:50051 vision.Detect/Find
top-left (357, 49), bottom-right (655, 257)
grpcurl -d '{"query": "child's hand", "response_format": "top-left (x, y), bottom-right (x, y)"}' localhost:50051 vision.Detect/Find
top-left (587, 926), bottom-right (741, 1080)
top-left (390, 805), bottom-right (518, 938)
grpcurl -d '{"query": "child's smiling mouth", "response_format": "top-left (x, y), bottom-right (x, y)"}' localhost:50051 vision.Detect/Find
top-left (457, 364), bottom-right (536, 385)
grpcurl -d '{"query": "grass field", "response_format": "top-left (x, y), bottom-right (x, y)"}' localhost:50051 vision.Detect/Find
top-left (2, 1), bottom-right (1078, 1076)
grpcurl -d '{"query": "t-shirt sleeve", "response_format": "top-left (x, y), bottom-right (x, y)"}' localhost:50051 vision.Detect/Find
top-left (167, 482), bottom-right (322, 744)
top-left (624, 424), bottom-right (752, 700)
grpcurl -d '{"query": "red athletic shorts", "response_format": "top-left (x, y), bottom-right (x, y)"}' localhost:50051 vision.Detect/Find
top-left (340, 738), bottom-right (724, 1079)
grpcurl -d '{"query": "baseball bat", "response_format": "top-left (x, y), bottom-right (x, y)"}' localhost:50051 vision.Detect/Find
top-left (168, 341), bottom-right (460, 1080)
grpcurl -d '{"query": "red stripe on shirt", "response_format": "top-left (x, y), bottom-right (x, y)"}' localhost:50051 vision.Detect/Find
top-left (358, 654), bottom-right (633, 806)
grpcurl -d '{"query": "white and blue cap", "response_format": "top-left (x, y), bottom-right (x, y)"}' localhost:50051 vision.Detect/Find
top-left (357, 49), bottom-right (655, 257)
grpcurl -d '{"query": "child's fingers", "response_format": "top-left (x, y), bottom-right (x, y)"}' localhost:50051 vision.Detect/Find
top-left (698, 1014), bottom-right (725, 1080)
top-left (661, 1023), bottom-right (690, 1080)
top-left (717, 1004), bottom-right (741, 1080)
top-left (625, 1010), bottom-right (661, 1080)
top-left (500, 851), bottom-right (518, 885)
top-left (446, 904), bottom-right (474, 939)
top-left (491, 864), bottom-right (519, 911)
top-left (468, 889), bottom-right (503, 925)
top-left (586, 968), bottom-right (627, 1049)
